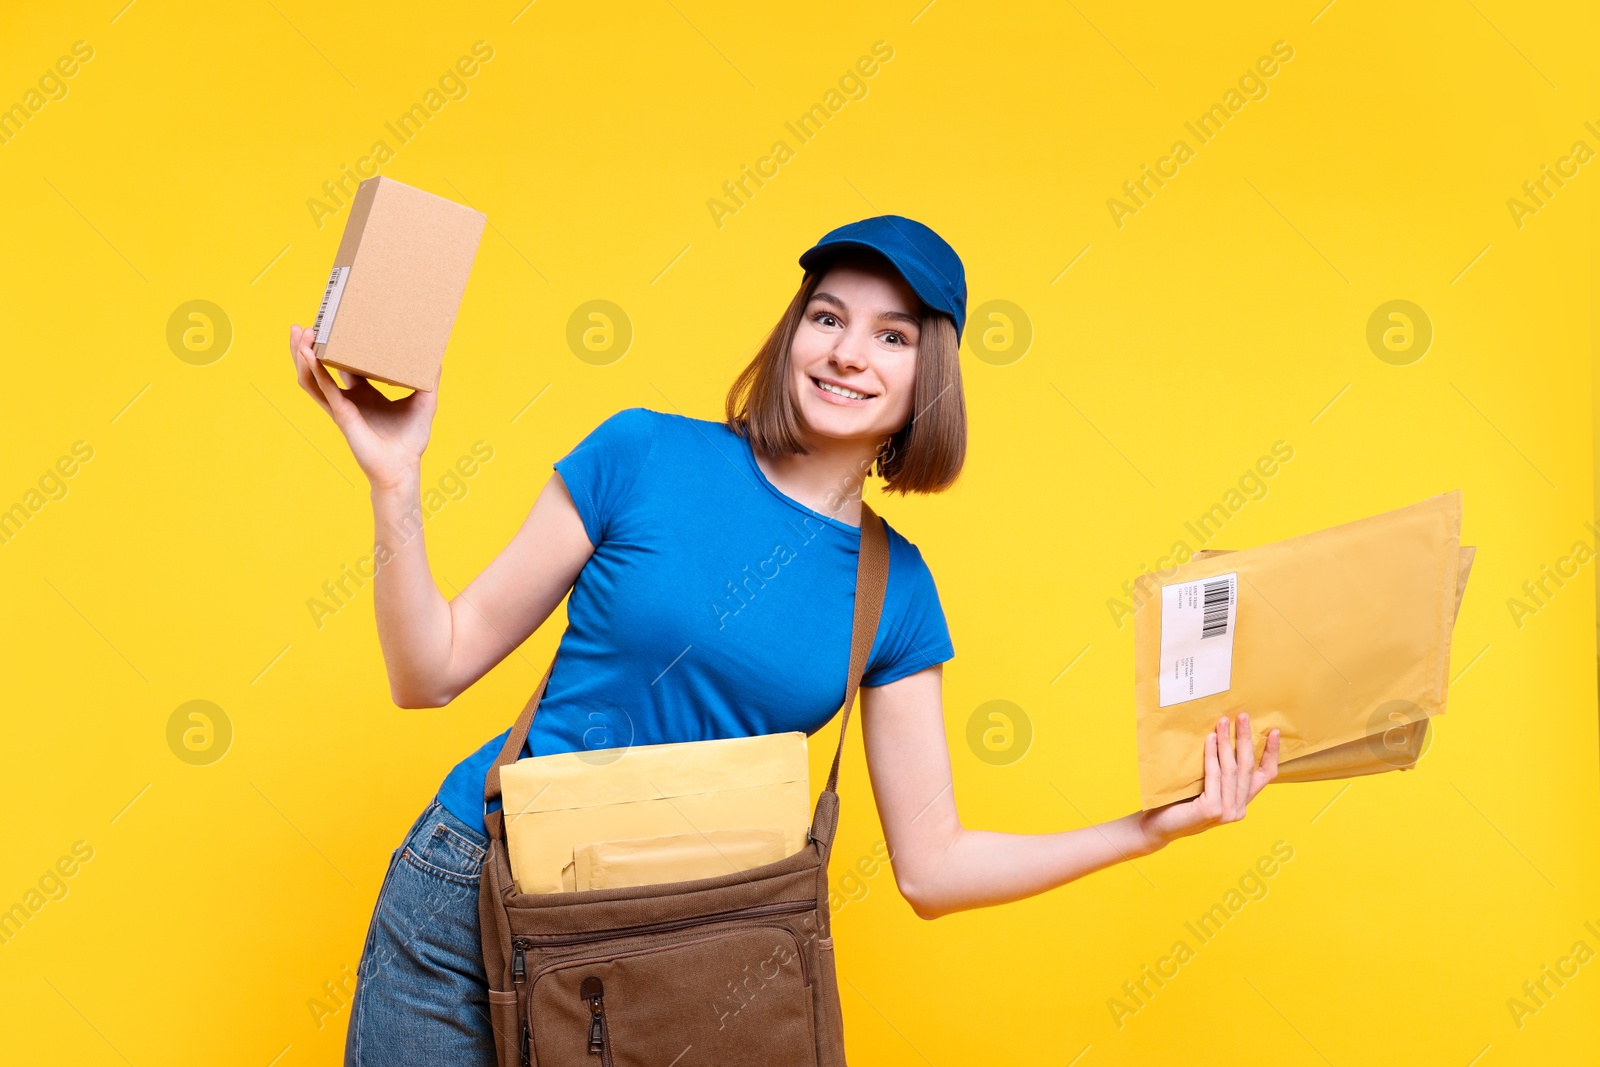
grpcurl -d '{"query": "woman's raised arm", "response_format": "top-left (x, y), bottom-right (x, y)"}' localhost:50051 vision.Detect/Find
top-left (859, 665), bottom-right (1280, 920)
top-left (290, 324), bottom-right (595, 709)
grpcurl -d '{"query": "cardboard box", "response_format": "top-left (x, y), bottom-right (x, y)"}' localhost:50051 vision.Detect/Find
top-left (311, 176), bottom-right (486, 391)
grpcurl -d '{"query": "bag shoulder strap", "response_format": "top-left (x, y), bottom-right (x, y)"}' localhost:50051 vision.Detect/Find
top-left (824, 502), bottom-right (888, 793)
top-left (483, 502), bottom-right (891, 839)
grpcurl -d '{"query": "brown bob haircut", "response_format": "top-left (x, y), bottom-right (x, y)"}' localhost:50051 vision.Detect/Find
top-left (724, 249), bottom-right (967, 495)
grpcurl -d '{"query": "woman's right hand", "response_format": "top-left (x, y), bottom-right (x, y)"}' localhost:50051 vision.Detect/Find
top-left (289, 323), bottom-right (439, 491)
top-left (1136, 712), bottom-right (1279, 852)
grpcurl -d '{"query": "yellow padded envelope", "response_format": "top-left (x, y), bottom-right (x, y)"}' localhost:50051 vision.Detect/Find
top-left (500, 731), bottom-right (810, 895)
top-left (1268, 543), bottom-right (1474, 783)
top-left (573, 829), bottom-right (788, 892)
top-left (1184, 543), bottom-right (1476, 785)
top-left (1134, 490), bottom-right (1469, 809)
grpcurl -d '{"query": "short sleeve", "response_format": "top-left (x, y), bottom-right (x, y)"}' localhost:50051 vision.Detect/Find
top-left (553, 408), bottom-right (660, 546)
top-left (862, 533), bottom-right (955, 687)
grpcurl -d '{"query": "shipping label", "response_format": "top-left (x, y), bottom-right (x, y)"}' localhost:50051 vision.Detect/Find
top-left (313, 265), bottom-right (351, 344)
top-left (1158, 572), bottom-right (1238, 708)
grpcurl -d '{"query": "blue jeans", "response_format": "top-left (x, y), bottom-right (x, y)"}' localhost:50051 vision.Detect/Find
top-left (345, 797), bottom-right (497, 1066)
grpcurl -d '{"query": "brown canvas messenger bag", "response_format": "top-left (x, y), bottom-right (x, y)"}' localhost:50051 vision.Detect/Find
top-left (479, 503), bottom-right (890, 1067)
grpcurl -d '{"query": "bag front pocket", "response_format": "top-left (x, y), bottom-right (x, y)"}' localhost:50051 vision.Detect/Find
top-left (528, 925), bottom-right (817, 1067)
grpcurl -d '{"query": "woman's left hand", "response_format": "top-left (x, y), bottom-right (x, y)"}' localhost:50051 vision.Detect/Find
top-left (1137, 713), bottom-right (1280, 851)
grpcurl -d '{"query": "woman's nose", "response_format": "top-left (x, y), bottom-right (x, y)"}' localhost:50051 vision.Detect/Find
top-left (830, 334), bottom-right (871, 370)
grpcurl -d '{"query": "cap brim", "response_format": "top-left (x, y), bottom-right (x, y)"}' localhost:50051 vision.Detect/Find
top-left (799, 240), bottom-right (954, 325)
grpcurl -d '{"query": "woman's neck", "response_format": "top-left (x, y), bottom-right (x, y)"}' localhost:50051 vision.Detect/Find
top-left (752, 434), bottom-right (881, 526)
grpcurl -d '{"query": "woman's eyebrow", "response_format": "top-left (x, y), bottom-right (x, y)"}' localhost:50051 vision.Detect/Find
top-left (811, 291), bottom-right (921, 327)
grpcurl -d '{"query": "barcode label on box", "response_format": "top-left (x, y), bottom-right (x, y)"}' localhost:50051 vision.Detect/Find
top-left (1158, 572), bottom-right (1237, 708)
top-left (313, 265), bottom-right (350, 344)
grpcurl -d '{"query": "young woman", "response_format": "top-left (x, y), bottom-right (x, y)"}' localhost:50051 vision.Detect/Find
top-left (288, 215), bottom-right (1280, 1065)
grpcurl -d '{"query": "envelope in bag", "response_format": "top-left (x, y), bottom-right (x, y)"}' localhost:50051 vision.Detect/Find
top-left (499, 731), bottom-right (810, 895)
top-left (1133, 490), bottom-right (1469, 809)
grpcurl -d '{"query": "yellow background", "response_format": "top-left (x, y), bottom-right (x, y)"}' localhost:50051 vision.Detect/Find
top-left (1, 1), bottom-right (1596, 1063)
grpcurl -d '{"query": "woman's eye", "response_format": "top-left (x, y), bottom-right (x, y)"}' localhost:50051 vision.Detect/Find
top-left (815, 312), bottom-right (839, 327)
top-left (883, 332), bottom-right (905, 346)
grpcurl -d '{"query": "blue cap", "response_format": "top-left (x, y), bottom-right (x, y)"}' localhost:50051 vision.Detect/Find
top-left (798, 215), bottom-right (967, 341)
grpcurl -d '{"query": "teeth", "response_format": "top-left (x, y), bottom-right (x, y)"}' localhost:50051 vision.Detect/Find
top-left (816, 379), bottom-right (871, 400)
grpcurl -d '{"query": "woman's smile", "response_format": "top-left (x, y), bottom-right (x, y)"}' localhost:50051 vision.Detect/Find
top-left (810, 375), bottom-right (877, 404)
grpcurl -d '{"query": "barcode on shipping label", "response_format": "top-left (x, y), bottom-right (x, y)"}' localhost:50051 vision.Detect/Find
top-left (1158, 572), bottom-right (1238, 708)
top-left (313, 265), bottom-right (350, 344)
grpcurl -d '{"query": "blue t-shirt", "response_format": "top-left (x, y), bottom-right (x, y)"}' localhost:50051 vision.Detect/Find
top-left (435, 407), bottom-right (956, 836)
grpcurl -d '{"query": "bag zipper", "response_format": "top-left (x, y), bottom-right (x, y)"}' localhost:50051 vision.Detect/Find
top-left (513, 942), bottom-right (528, 984)
top-left (511, 898), bottom-right (814, 950)
top-left (580, 976), bottom-right (614, 1066)
top-left (512, 944), bottom-right (530, 1067)
top-left (540, 923), bottom-right (811, 987)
